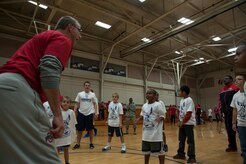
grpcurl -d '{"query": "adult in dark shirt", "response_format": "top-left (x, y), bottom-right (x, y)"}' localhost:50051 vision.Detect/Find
top-left (218, 75), bottom-right (239, 152)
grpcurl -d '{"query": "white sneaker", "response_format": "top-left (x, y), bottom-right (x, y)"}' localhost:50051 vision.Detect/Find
top-left (102, 145), bottom-right (111, 151)
top-left (121, 144), bottom-right (126, 153)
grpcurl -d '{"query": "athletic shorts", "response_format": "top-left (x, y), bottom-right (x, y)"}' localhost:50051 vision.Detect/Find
top-left (142, 141), bottom-right (164, 155)
top-left (108, 126), bottom-right (123, 137)
top-left (76, 112), bottom-right (94, 131)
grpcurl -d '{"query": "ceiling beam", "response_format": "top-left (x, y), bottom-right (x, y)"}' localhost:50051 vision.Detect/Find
top-left (120, 0), bottom-right (246, 58)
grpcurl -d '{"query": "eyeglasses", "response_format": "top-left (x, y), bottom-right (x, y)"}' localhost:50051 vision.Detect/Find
top-left (74, 26), bottom-right (82, 32)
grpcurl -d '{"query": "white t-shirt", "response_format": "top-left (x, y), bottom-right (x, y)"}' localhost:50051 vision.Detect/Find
top-left (208, 108), bottom-right (212, 117)
top-left (230, 91), bottom-right (246, 127)
top-left (108, 101), bottom-right (123, 127)
top-left (75, 91), bottom-right (97, 116)
top-left (158, 100), bottom-right (167, 119)
top-left (244, 82), bottom-right (246, 96)
top-left (43, 102), bottom-right (77, 147)
top-left (141, 101), bottom-right (165, 142)
top-left (55, 109), bottom-right (77, 147)
top-left (179, 97), bottom-right (196, 125)
top-left (43, 101), bottom-right (53, 125)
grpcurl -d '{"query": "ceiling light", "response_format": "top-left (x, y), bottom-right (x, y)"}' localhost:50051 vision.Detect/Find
top-left (95, 21), bottom-right (111, 29)
top-left (194, 59), bottom-right (199, 62)
top-left (225, 52), bottom-right (236, 57)
top-left (199, 57), bottom-right (204, 60)
top-left (177, 17), bottom-right (194, 25)
top-left (228, 47), bottom-right (237, 53)
top-left (28, 1), bottom-right (48, 9)
top-left (139, 0), bottom-right (146, 2)
top-left (212, 36), bottom-right (221, 41)
top-left (141, 37), bottom-right (152, 43)
top-left (175, 51), bottom-right (181, 54)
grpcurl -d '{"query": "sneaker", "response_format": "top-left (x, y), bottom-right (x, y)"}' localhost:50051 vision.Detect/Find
top-left (225, 147), bottom-right (237, 152)
top-left (163, 144), bottom-right (168, 152)
top-left (187, 158), bottom-right (196, 163)
top-left (173, 154), bottom-right (186, 160)
top-left (102, 145), bottom-right (111, 151)
top-left (72, 144), bottom-right (80, 150)
top-left (121, 145), bottom-right (126, 153)
top-left (83, 133), bottom-right (89, 138)
top-left (90, 143), bottom-right (94, 149)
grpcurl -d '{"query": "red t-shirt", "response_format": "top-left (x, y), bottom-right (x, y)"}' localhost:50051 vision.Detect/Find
top-left (0, 30), bottom-right (73, 102)
top-left (170, 107), bottom-right (177, 115)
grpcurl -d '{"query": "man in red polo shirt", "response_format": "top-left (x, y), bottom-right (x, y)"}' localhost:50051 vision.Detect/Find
top-left (0, 16), bottom-right (81, 163)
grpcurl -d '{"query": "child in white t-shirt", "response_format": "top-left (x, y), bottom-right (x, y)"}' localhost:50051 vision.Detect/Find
top-left (102, 93), bottom-right (126, 153)
top-left (173, 85), bottom-right (196, 163)
top-left (231, 74), bottom-right (246, 163)
top-left (136, 89), bottom-right (165, 164)
top-left (43, 96), bottom-right (77, 164)
top-left (234, 45), bottom-right (246, 95)
top-left (208, 108), bottom-right (213, 123)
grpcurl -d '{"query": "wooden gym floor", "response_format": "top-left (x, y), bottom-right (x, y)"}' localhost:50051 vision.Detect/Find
top-left (59, 122), bottom-right (243, 164)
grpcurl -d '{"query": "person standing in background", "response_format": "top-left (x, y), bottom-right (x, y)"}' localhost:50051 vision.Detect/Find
top-left (73, 81), bottom-right (98, 150)
top-left (125, 98), bottom-right (137, 135)
top-left (170, 105), bottom-right (177, 126)
top-left (213, 105), bottom-right (222, 133)
top-left (207, 107), bottom-right (213, 123)
top-left (218, 75), bottom-right (239, 152)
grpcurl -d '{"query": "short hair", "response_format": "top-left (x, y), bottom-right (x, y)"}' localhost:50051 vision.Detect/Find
top-left (112, 93), bottom-right (119, 98)
top-left (55, 16), bottom-right (80, 30)
top-left (84, 81), bottom-right (90, 86)
top-left (180, 85), bottom-right (190, 95)
top-left (146, 89), bottom-right (157, 95)
top-left (64, 96), bottom-right (71, 103)
top-left (224, 75), bottom-right (233, 80)
top-left (235, 73), bottom-right (246, 80)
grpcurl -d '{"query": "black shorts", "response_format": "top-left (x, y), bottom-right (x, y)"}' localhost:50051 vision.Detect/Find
top-left (76, 112), bottom-right (94, 131)
top-left (108, 126), bottom-right (123, 137)
top-left (60, 145), bottom-right (70, 148)
top-left (142, 141), bottom-right (163, 154)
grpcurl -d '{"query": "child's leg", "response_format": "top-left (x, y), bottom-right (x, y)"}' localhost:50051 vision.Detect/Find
top-left (133, 116), bottom-right (137, 134)
top-left (125, 117), bottom-right (130, 134)
top-left (108, 136), bottom-right (112, 143)
top-left (76, 131), bottom-right (82, 144)
top-left (144, 154), bottom-right (150, 164)
top-left (63, 147), bottom-right (69, 164)
top-left (185, 125), bottom-right (196, 160)
top-left (89, 130), bottom-right (93, 143)
top-left (237, 126), bottom-right (246, 162)
top-left (176, 127), bottom-right (186, 156)
top-left (158, 155), bottom-right (165, 164)
top-left (120, 136), bottom-right (124, 143)
top-left (163, 131), bottom-right (166, 144)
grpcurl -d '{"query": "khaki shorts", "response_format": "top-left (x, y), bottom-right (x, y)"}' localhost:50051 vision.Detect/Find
top-left (0, 73), bottom-right (61, 164)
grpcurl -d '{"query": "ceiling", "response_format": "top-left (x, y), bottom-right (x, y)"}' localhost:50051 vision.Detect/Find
top-left (0, 0), bottom-right (246, 77)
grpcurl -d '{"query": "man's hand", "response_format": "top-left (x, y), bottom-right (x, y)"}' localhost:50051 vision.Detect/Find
top-left (94, 113), bottom-right (99, 120)
top-left (50, 115), bottom-right (64, 138)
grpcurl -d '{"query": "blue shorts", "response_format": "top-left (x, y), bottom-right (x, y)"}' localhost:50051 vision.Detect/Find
top-left (76, 112), bottom-right (94, 131)
top-left (108, 126), bottom-right (123, 137)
